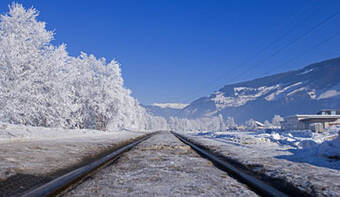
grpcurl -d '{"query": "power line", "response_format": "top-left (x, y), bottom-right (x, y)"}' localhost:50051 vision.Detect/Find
top-left (175, 0), bottom-right (320, 104)
top-left (173, 7), bottom-right (340, 118)
top-left (212, 8), bottom-right (340, 94)
top-left (263, 10), bottom-right (340, 61)
top-left (269, 31), bottom-right (340, 75)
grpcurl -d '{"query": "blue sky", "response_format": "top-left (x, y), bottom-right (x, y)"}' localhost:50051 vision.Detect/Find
top-left (1, 1), bottom-right (340, 104)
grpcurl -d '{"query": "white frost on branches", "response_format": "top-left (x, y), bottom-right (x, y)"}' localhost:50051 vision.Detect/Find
top-left (272, 115), bottom-right (284, 127)
top-left (0, 3), bottom-right (163, 131)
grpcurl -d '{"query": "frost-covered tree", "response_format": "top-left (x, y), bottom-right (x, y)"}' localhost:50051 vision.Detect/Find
top-left (272, 115), bottom-right (284, 127)
top-left (0, 3), bottom-right (66, 127)
top-left (264, 120), bottom-right (272, 128)
top-left (166, 115), bottom-right (230, 132)
top-left (225, 116), bottom-right (237, 129)
top-left (0, 3), bottom-right (166, 131)
top-left (217, 114), bottom-right (226, 131)
top-left (245, 119), bottom-right (257, 130)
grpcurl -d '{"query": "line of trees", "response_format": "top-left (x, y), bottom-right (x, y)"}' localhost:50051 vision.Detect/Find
top-left (0, 3), bottom-right (283, 132)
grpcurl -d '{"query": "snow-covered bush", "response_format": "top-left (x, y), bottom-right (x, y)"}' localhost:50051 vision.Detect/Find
top-left (272, 115), bottom-right (283, 127)
top-left (0, 3), bottom-right (166, 131)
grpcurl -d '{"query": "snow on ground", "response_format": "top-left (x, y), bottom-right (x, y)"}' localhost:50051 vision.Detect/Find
top-left (0, 123), bottom-right (113, 142)
top-left (181, 127), bottom-right (340, 196)
top-left (0, 123), bottom-right (149, 182)
top-left (185, 127), bottom-right (340, 169)
top-left (0, 122), bottom-right (149, 143)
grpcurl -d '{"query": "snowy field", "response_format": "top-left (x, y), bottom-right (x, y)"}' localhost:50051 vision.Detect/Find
top-left (0, 123), bottom-right (149, 182)
top-left (185, 127), bottom-right (340, 169)
top-left (182, 128), bottom-right (340, 196)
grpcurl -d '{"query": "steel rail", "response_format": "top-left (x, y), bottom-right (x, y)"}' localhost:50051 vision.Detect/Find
top-left (21, 133), bottom-right (155, 197)
top-left (171, 131), bottom-right (289, 197)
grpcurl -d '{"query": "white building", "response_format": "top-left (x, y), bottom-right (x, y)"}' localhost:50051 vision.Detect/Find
top-left (281, 109), bottom-right (340, 132)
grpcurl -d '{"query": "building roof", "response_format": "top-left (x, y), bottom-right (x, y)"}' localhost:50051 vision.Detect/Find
top-left (255, 121), bottom-right (264, 127)
top-left (285, 114), bottom-right (340, 120)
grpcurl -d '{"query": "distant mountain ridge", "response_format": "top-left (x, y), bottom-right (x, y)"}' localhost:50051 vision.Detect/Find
top-left (178, 57), bottom-right (340, 123)
top-left (142, 103), bottom-right (185, 118)
top-left (152, 103), bottom-right (188, 109)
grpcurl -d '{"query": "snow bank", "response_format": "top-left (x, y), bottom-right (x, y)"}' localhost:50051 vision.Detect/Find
top-left (0, 125), bottom-right (148, 186)
top-left (318, 131), bottom-right (340, 159)
top-left (185, 126), bottom-right (340, 169)
top-left (0, 122), bottom-right (150, 143)
top-left (181, 132), bottom-right (340, 196)
top-left (262, 128), bottom-right (339, 159)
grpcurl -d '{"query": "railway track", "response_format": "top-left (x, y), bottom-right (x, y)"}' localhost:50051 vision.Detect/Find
top-left (172, 132), bottom-right (289, 197)
top-left (20, 131), bottom-right (292, 197)
top-left (21, 132), bottom-right (156, 197)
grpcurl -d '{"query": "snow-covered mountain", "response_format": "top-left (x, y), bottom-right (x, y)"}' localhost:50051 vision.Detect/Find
top-left (178, 57), bottom-right (340, 123)
top-left (152, 103), bottom-right (189, 109)
top-left (143, 103), bottom-right (187, 118)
